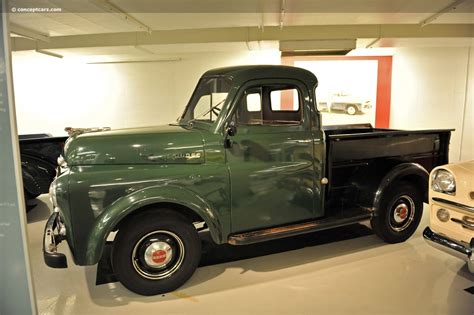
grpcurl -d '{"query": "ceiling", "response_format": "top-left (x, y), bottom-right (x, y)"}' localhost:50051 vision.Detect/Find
top-left (7, 0), bottom-right (474, 61)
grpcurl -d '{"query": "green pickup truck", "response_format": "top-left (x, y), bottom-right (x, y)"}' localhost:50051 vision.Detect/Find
top-left (44, 65), bottom-right (452, 296)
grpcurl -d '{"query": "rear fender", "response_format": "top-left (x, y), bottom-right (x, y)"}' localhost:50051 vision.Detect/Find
top-left (372, 163), bottom-right (429, 212)
top-left (351, 162), bottom-right (429, 214)
top-left (21, 157), bottom-right (55, 196)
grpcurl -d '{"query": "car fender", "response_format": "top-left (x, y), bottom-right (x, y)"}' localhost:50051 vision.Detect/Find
top-left (350, 161), bottom-right (429, 214)
top-left (372, 163), bottom-right (429, 215)
top-left (84, 184), bottom-right (224, 265)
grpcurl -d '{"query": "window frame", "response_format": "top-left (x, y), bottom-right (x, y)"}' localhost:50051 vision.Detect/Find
top-left (268, 86), bottom-right (301, 113)
top-left (233, 82), bottom-right (305, 127)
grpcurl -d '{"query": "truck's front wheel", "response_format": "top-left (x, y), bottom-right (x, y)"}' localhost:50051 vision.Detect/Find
top-left (112, 211), bottom-right (201, 296)
top-left (371, 182), bottom-right (423, 243)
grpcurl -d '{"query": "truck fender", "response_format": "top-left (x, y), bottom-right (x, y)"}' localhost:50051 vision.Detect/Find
top-left (84, 185), bottom-right (223, 265)
top-left (350, 161), bottom-right (429, 215)
top-left (372, 163), bottom-right (429, 215)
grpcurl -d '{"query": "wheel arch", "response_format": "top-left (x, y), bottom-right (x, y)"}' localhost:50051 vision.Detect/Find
top-left (352, 161), bottom-right (429, 215)
top-left (83, 185), bottom-right (224, 265)
top-left (372, 163), bottom-right (429, 214)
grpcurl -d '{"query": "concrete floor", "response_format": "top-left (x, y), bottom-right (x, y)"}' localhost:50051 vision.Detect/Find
top-left (26, 195), bottom-right (473, 315)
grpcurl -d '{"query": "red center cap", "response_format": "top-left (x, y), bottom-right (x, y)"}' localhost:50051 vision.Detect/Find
top-left (152, 250), bottom-right (167, 264)
top-left (399, 209), bottom-right (408, 220)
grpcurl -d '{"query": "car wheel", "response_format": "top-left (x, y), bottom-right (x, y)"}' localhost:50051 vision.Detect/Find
top-left (346, 105), bottom-right (357, 115)
top-left (371, 181), bottom-right (423, 243)
top-left (112, 210), bottom-right (201, 296)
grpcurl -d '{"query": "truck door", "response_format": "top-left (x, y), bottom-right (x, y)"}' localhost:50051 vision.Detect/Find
top-left (225, 79), bottom-right (320, 233)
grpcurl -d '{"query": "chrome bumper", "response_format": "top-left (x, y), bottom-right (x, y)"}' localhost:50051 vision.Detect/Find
top-left (43, 211), bottom-right (68, 268)
top-left (423, 227), bottom-right (473, 273)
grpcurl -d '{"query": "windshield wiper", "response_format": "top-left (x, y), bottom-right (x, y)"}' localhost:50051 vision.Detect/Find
top-left (188, 98), bottom-right (226, 126)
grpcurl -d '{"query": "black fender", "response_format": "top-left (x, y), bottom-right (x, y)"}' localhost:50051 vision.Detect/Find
top-left (350, 161), bottom-right (429, 214)
top-left (21, 155), bottom-right (56, 198)
top-left (22, 165), bottom-right (41, 197)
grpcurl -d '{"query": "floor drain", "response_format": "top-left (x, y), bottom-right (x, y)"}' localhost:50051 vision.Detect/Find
top-left (464, 286), bottom-right (474, 294)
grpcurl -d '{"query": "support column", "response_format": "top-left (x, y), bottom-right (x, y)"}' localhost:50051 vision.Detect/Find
top-left (0, 4), bottom-right (37, 314)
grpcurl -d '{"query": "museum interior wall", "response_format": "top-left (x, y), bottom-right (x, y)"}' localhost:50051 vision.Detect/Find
top-left (460, 47), bottom-right (473, 162)
top-left (11, 45), bottom-right (473, 161)
top-left (389, 47), bottom-right (473, 162)
top-left (11, 49), bottom-right (280, 135)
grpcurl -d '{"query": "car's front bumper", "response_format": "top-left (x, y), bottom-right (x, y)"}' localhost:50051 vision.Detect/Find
top-left (43, 211), bottom-right (68, 268)
top-left (423, 227), bottom-right (473, 272)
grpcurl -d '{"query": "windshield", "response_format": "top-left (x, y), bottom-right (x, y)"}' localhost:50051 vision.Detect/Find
top-left (180, 77), bottom-right (232, 124)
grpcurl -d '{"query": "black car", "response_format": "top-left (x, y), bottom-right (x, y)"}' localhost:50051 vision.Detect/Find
top-left (19, 134), bottom-right (67, 201)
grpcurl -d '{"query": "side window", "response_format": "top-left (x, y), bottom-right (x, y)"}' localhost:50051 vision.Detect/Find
top-left (236, 87), bottom-right (263, 125)
top-left (246, 93), bottom-right (262, 112)
top-left (235, 84), bottom-right (302, 126)
top-left (269, 88), bottom-right (300, 112)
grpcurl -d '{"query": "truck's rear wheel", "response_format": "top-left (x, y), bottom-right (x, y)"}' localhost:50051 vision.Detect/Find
top-left (371, 181), bottom-right (423, 243)
top-left (112, 211), bottom-right (201, 296)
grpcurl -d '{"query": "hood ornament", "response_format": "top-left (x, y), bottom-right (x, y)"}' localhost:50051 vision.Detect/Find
top-left (65, 127), bottom-right (111, 137)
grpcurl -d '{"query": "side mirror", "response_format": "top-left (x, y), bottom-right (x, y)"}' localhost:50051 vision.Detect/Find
top-left (224, 122), bottom-right (237, 148)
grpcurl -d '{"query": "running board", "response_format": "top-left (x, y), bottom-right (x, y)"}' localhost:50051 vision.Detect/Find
top-left (228, 214), bottom-right (372, 245)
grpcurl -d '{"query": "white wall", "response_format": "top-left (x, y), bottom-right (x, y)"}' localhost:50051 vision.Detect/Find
top-left (11, 50), bottom-right (281, 136)
top-left (389, 47), bottom-right (472, 162)
top-left (460, 47), bottom-right (473, 161)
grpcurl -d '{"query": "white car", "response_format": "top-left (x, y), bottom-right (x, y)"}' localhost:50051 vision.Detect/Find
top-left (318, 92), bottom-right (372, 115)
top-left (423, 160), bottom-right (474, 272)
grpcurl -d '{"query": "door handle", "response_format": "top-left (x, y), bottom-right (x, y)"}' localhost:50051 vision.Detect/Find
top-left (296, 139), bottom-right (312, 144)
top-left (147, 155), bottom-right (161, 161)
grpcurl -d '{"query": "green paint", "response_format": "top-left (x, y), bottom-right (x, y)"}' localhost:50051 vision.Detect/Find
top-left (52, 65), bottom-right (323, 265)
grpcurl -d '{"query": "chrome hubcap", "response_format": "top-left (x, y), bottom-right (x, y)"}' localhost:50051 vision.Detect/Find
top-left (389, 195), bottom-right (415, 232)
top-left (393, 203), bottom-right (409, 223)
top-left (132, 230), bottom-right (185, 280)
top-left (144, 241), bottom-right (173, 268)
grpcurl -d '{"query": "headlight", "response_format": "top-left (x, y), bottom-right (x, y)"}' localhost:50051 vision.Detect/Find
top-left (431, 169), bottom-right (456, 194)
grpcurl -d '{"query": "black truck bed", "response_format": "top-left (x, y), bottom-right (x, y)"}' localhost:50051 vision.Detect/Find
top-left (322, 124), bottom-right (453, 211)
top-left (324, 124), bottom-right (451, 165)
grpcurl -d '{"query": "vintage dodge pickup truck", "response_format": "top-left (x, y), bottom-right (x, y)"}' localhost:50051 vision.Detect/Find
top-left (44, 65), bottom-right (452, 296)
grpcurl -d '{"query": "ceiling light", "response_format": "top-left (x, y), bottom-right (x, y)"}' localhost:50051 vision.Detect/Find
top-left (35, 49), bottom-right (63, 59)
top-left (280, 39), bottom-right (357, 56)
top-left (87, 58), bottom-right (182, 65)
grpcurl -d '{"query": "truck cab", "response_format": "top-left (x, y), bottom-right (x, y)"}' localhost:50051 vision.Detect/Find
top-left (44, 65), bottom-right (452, 296)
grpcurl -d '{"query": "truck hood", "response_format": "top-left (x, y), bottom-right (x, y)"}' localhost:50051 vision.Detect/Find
top-left (64, 125), bottom-right (205, 165)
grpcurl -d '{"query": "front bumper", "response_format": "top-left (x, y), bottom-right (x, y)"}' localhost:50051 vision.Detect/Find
top-left (423, 227), bottom-right (473, 272)
top-left (43, 211), bottom-right (68, 268)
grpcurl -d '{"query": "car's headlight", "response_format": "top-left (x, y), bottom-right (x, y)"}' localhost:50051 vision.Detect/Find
top-left (431, 169), bottom-right (456, 194)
